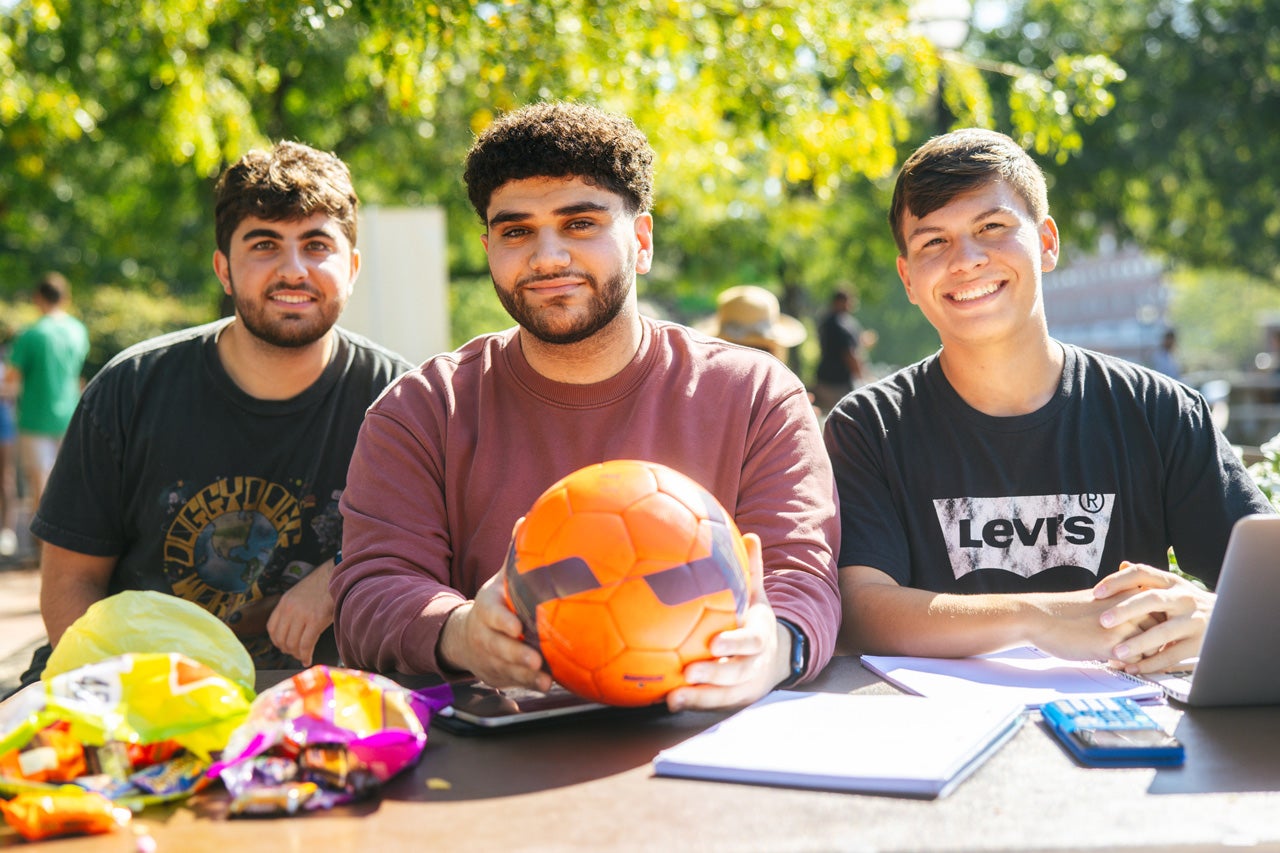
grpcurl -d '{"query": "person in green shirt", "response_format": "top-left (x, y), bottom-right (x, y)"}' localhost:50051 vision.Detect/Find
top-left (5, 272), bottom-right (89, 513)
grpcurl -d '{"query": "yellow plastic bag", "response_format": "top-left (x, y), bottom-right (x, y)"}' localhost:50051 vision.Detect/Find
top-left (43, 591), bottom-right (255, 698)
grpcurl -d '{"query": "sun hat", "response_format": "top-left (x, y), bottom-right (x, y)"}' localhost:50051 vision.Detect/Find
top-left (696, 285), bottom-right (808, 351)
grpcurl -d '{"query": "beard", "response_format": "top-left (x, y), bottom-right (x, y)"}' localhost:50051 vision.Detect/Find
top-left (493, 266), bottom-right (632, 346)
top-left (227, 275), bottom-right (342, 349)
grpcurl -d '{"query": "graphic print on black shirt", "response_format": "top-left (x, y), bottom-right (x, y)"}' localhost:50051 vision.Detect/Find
top-left (933, 492), bottom-right (1114, 580)
top-left (161, 475), bottom-right (343, 665)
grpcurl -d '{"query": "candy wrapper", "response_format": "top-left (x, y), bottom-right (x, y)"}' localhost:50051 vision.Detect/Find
top-left (209, 666), bottom-right (452, 815)
top-left (0, 788), bottom-right (132, 842)
top-left (0, 652), bottom-right (253, 809)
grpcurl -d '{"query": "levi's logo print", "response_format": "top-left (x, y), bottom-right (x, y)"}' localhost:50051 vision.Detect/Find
top-left (932, 493), bottom-right (1114, 580)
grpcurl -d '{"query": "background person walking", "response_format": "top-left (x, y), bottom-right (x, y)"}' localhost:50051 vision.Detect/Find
top-left (4, 272), bottom-right (89, 518)
top-left (813, 287), bottom-right (873, 414)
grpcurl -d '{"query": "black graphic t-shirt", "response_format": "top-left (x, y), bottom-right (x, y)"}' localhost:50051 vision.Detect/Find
top-left (824, 344), bottom-right (1272, 593)
top-left (32, 319), bottom-right (411, 667)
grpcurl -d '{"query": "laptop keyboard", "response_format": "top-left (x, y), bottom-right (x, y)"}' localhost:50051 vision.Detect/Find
top-left (1142, 670), bottom-right (1194, 702)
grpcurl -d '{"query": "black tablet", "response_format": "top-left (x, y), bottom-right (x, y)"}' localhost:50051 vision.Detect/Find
top-left (434, 681), bottom-right (665, 734)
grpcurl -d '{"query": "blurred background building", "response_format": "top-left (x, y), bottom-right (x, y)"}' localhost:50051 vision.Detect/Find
top-left (1044, 236), bottom-right (1171, 368)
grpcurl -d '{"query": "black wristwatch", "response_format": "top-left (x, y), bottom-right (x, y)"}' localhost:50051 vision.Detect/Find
top-left (776, 618), bottom-right (808, 689)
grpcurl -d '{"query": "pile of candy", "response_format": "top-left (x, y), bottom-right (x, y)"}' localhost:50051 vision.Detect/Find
top-left (210, 666), bottom-right (451, 816)
top-left (0, 722), bottom-right (206, 802)
top-left (0, 652), bottom-right (253, 841)
top-left (1, 589), bottom-right (454, 841)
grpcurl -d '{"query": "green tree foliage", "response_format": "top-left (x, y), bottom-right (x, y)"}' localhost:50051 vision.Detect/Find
top-left (982, 0), bottom-right (1280, 284)
top-left (79, 282), bottom-right (217, 377)
top-left (1166, 268), bottom-right (1280, 374)
top-left (2, 0), bottom-right (1122, 368)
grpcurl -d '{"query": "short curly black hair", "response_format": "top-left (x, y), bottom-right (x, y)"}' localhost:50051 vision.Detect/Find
top-left (214, 140), bottom-right (358, 256)
top-left (464, 101), bottom-right (654, 223)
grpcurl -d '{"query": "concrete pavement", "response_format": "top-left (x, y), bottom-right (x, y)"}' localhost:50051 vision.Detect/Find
top-left (0, 563), bottom-right (43, 696)
top-left (0, 503), bottom-right (45, 696)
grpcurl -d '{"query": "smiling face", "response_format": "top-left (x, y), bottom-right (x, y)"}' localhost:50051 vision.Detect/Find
top-left (481, 176), bottom-right (652, 346)
top-left (896, 179), bottom-right (1059, 352)
top-left (213, 212), bottom-right (359, 349)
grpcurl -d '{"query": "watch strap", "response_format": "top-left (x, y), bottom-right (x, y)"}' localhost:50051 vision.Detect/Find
top-left (776, 618), bottom-right (808, 689)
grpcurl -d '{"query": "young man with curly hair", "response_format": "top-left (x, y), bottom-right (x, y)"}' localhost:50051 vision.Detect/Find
top-left (332, 102), bottom-right (840, 711)
top-left (18, 141), bottom-right (411, 688)
top-left (824, 129), bottom-right (1271, 673)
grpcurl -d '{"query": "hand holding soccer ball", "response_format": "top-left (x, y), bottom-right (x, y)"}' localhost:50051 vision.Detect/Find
top-left (504, 460), bottom-right (752, 706)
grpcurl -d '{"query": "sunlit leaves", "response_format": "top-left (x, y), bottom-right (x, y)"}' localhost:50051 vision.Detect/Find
top-left (0, 0), bottom-right (1124, 355)
top-left (989, 0), bottom-right (1280, 282)
top-left (351, 0), bottom-right (1109, 216)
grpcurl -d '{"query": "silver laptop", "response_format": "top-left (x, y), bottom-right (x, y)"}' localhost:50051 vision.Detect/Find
top-left (1139, 514), bottom-right (1280, 707)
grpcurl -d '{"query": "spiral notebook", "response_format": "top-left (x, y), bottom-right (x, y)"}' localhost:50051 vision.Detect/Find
top-left (860, 645), bottom-right (1163, 710)
top-left (653, 691), bottom-right (1024, 799)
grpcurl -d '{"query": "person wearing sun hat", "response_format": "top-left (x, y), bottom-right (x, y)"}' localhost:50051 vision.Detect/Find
top-left (697, 285), bottom-right (808, 360)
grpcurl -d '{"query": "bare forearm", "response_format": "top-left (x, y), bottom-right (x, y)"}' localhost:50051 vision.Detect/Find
top-left (39, 545), bottom-right (116, 646)
top-left (839, 564), bottom-right (1144, 662)
top-left (1, 367), bottom-right (21, 401)
top-left (41, 575), bottom-right (111, 646)
top-left (841, 581), bottom-right (1033, 657)
top-left (844, 351), bottom-right (864, 380)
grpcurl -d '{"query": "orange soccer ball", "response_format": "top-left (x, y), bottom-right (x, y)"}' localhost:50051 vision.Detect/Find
top-left (503, 459), bottom-right (751, 706)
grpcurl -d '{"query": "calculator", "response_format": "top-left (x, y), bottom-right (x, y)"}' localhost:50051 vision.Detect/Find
top-left (1041, 697), bottom-right (1185, 767)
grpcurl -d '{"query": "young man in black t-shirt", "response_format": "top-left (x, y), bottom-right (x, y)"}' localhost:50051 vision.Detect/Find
top-left (824, 129), bottom-right (1271, 675)
top-left (20, 142), bottom-right (410, 686)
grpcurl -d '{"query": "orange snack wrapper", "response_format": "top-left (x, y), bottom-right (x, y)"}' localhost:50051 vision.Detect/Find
top-left (0, 788), bottom-right (131, 842)
top-left (0, 724), bottom-right (86, 784)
